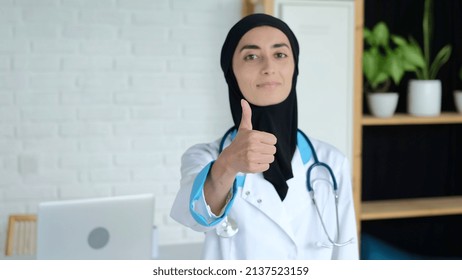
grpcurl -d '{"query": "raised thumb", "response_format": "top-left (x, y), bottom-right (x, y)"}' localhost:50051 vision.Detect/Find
top-left (239, 99), bottom-right (252, 131)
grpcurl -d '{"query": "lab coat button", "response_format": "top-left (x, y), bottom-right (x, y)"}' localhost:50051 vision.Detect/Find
top-left (257, 199), bottom-right (262, 204)
top-left (245, 191), bottom-right (250, 196)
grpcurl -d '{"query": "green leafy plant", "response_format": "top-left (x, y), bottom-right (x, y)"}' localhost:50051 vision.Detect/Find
top-left (406, 0), bottom-right (452, 80)
top-left (363, 22), bottom-right (423, 92)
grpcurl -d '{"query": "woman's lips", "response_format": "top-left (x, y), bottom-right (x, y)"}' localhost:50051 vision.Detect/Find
top-left (257, 81), bottom-right (281, 88)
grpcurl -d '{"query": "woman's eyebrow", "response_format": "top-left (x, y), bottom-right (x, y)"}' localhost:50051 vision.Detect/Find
top-left (273, 43), bottom-right (290, 49)
top-left (239, 43), bottom-right (290, 52)
top-left (239, 44), bottom-right (260, 52)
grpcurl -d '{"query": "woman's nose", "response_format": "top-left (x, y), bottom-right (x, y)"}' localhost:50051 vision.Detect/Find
top-left (261, 58), bottom-right (275, 75)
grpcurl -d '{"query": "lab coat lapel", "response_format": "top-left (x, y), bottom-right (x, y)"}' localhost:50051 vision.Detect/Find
top-left (240, 174), bottom-right (296, 241)
top-left (239, 149), bottom-right (307, 243)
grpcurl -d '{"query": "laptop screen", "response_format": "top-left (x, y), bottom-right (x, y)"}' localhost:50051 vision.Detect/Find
top-left (36, 193), bottom-right (154, 260)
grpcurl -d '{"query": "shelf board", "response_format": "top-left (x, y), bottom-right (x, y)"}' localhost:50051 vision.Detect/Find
top-left (362, 112), bottom-right (462, 126)
top-left (361, 196), bottom-right (462, 221)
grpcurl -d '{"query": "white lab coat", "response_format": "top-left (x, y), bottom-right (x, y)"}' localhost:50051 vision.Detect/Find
top-left (170, 132), bottom-right (359, 260)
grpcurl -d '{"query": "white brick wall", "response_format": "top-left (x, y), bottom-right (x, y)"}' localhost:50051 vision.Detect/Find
top-left (0, 0), bottom-right (241, 255)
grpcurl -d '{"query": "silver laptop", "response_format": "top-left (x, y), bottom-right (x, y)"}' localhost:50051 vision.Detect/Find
top-left (36, 193), bottom-right (154, 260)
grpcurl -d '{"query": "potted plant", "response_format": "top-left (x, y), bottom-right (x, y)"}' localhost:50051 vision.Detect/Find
top-left (405, 0), bottom-right (452, 116)
top-left (455, 67), bottom-right (462, 113)
top-left (363, 22), bottom-right (423, 118)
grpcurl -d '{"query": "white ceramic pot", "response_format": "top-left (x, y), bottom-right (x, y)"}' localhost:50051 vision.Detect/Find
top-left (367, 92), bottom-right (399, 118)
top-left (407, 79), bottom-right (442, 116)
top-left (455, 90), bottom-right (462, 114)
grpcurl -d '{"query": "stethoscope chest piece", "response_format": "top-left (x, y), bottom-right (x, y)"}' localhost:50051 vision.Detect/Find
top-left (216, 216), bottom-right (239, 238)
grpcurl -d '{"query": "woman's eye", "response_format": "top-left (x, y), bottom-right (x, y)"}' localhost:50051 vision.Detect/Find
top-left (275, 53), bottom-right (288, 58)
top-left (244, 54), bottom-right (258, 61)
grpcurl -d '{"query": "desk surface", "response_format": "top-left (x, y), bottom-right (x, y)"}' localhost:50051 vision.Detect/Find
top-left (157, 243), bottom-right (202, 260)
top-left (0, 242), bottom-right (203, 260)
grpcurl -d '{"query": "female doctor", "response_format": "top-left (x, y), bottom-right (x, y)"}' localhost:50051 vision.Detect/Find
top-left (170, 13), bottom-right (359, 260)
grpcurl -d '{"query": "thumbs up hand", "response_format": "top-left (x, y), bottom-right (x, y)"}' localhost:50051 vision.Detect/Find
top-left (221, 99), bottom-right (277, 174)
top-left (203, 99), bottom-right (277, 214)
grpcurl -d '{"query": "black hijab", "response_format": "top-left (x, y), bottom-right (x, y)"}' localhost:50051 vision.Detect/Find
top-left (220, 14), bottom-right (299, 201)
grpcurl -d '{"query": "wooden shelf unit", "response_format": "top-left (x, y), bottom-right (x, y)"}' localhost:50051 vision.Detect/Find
top-left (362, 112), bottom-right (462, 126)
top-left (360, 114), bottom-right (462, 222)
top-left (361, 196), bottom-right (462, 221)
top-left (354, 0), bottom-right (462, 253)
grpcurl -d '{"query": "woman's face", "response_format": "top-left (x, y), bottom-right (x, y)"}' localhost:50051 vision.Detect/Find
top-left (232, 26), bottom-right (295, 106)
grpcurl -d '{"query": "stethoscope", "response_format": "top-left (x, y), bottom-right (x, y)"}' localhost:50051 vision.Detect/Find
top-left (215, 127), bottom-right (353, 248)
